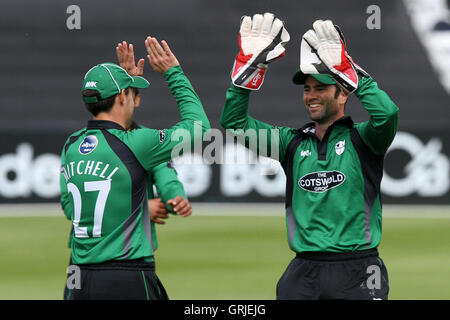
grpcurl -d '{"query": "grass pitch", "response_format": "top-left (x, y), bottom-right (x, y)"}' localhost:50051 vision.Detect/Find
top-left (0, 205), bottom-right (449, 300)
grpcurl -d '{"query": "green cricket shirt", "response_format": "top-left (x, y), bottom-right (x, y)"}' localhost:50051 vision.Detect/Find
top-left (221, 77), bottom-right (399, 253)
top-left (60, 66), bottom-right (208, 264)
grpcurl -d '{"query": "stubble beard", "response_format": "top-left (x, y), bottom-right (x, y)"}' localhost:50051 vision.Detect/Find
top-left (308, 101), bottom-right (338, 125)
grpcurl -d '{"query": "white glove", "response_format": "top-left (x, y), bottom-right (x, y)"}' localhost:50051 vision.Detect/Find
top-left (302, 20), bottom-right (358, 93)
top-left (231, 12), bottom-right (290, 90)
top-left (333, 24), bottom-right (371, 79)
top-left (299, 34), bottom-right (328, 75)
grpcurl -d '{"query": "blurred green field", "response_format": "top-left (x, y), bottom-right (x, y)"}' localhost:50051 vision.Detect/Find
top-left (0, 205), bottom-right (449, 300)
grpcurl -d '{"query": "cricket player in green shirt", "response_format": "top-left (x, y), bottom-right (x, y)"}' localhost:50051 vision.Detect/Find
top-left (60, 37), bottom-right (208, 299)
top-left (222, 14), bottom-right (398, 299)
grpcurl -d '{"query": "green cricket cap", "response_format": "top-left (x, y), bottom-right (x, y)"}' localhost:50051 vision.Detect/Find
top-left (82, 63), bottom-right (150, 103)
top-left (292, 69), bottom-right (336, 85)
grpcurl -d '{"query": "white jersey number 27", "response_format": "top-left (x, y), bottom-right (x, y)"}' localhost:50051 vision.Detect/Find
top-left (67, 180), bottom-right (111, 238)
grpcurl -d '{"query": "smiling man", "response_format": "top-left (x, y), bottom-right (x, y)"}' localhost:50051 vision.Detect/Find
top-left (301, 74), bottom-right (349, 140)
top-left (221, 16), bottom-right (399, 299)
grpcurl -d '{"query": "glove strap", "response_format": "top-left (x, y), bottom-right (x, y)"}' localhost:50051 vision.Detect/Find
top-left (232, 59), bottom-right (267, 90)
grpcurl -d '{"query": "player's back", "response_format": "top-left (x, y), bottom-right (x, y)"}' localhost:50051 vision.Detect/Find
top-left (61, 121), bottom-right (154, 264)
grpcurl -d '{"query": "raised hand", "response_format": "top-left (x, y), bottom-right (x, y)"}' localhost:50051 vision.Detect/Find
top-left (145, 36), bottom-right (180, 75)
top-left (302, 20), bottom-right (358, 93)
top-left (116, 41), bottom-right (145, 76)
top-left (231, 12), bottom-right (290, 90)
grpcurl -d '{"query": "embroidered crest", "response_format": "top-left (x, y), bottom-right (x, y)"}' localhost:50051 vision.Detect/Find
top-left (335, 140), bottom-right (345, 155)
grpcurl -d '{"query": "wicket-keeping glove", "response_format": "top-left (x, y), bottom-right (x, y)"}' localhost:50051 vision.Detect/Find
top-left (333, 24), bottom-right (371, 79)
top-left (231, 12), bottom-right (290, 90)
top-left (302, 20), bottom-right (358, 93)
top-left (300, 23), bottom-right (370, 81)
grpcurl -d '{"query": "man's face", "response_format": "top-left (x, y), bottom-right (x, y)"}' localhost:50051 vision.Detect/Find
top-left (302, 76), bottom-right (343, 124)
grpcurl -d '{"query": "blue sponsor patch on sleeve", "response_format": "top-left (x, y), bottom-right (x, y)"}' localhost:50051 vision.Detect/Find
top-left (79, 135), bottom-right (98, 155)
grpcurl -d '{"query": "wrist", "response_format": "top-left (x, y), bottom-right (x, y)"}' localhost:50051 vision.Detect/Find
top-left (230, 82), bottom-right (253, 94)
top-left (354, 76), bottom-right (374, 97)
top-left (163, 65), bottom-right (182, 78)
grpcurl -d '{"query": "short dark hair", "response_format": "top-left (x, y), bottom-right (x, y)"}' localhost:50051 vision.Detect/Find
top-left (334, 84), bottom-right (349, 109)
top-left (83, 87), bottom-right (138, 116)
top-left (334, 85), bottom-right (341, 99)
top-left (83, 90), bottom-right (115, 116)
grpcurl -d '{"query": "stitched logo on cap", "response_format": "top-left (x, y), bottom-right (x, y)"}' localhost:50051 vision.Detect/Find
top-left (85, 81), bottom-right (98, 88)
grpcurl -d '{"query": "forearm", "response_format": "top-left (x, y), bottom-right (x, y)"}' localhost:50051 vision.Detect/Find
top-left (354, 77), bottom-right (399, 154)
top-left (160, 183), bottom-right (187, 214)
top-left (221, 84), bottom-right (273, 154)
top-left (221, 84), bottom-right (277, 133)
top-left (153, 162), bottom-right (187, 213)
top-left (221, 83), bottom-right (295, 162)
top-left (355, 77), bottom-right (399, 125)
top-left (220, 83), bottom-right (252, 130)
top-left (165, 66), bottom-right (210, 131)
top-left (60, 189), bottom-right (72, 220)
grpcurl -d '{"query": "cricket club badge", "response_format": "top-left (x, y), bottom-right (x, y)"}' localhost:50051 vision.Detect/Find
top-left (335, 140), bottom-right (345, 155)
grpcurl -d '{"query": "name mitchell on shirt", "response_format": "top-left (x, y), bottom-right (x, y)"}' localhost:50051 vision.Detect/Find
top-left (61, 160), bottom-right (119, 183)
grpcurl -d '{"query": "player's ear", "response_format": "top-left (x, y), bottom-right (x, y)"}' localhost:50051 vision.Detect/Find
top-left (334, 84), bottom-right (349, 105)
top-left (116, 89), bottom-right (127, 105)
top-left (134, 93), bottom-right (141, 107)
top-left (338, 91), bottom-right (348, 105)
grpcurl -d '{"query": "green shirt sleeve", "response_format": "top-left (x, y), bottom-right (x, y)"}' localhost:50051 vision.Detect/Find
top-left (146, 161), bottom-right (186, 252)
top-left (126, 65), bottom-right (210, 170)
top-left (220, 83), bottom-right (297, 163)
top-left (354, 77), bottom-right (399, 155)
top-left (150, 161), bottom-right (186, 214)
top-left (60, 142), bottom-right (72, 221)
top-left (163, 66), bottom-right (210, 133)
